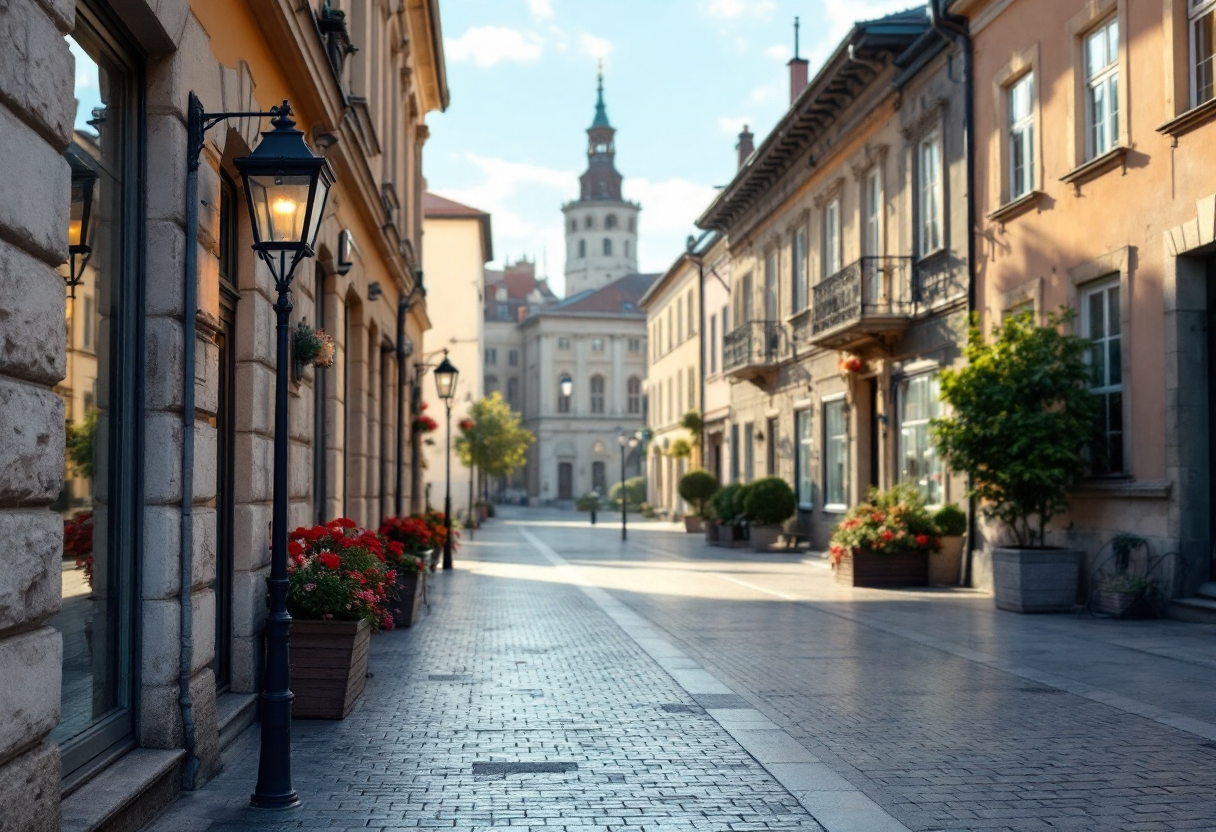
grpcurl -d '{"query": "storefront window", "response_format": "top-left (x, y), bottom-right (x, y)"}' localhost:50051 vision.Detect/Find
top-left (51, 11), bottom-right (140, 782)
top-left (898, 374), bottom-right (944, 506)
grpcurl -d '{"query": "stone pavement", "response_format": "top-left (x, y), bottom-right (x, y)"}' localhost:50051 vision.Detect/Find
top-left (145, 508), bottom-right (1216, 832)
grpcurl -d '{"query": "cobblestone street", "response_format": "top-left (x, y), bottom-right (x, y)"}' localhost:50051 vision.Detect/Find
top-left (147, 509), bottom-right (1216, 832)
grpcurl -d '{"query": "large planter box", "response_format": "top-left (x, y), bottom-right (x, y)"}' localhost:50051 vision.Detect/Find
top-left (930, 537), bottom-right (964, 586)
top-left (683, 515), bottom-right (704, 533)
top-left (392, 570), bottom-right (426, 628)
top-left (750, 525), bottom-right (782, 552)
top-left (704, 523), bottom-right (719, 544)
top-left (835, 549), bottom-right (929, 587)
top-left (992, 547), bottom-right (1080, 613)
top-left (290, 618), bottom-right (371, 719)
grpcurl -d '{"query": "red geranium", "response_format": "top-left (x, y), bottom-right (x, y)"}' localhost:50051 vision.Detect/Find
top-left (317, 551), bottom-right (341, 570)
top-left (458, 417), bottom-right (475, 432)
top-left (64, 511), bottom-right (95, 588)
top-left (285, 519), bottom-right (394, 631)
top-left (412, 414), bottom-right (439, 433)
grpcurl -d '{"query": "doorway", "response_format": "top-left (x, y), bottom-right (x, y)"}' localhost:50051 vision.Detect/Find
top-left (558, 462), bottom-right (574, 500)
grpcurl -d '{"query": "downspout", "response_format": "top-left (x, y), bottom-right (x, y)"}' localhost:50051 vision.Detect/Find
top-left (928, 0), bottom-right (977, 586)
top-left (395, 294), bottom-right (408, 517)
top-left (178, 95), bottom-right (205, 790)
top-left (697, 255), bottom-right (706, 468)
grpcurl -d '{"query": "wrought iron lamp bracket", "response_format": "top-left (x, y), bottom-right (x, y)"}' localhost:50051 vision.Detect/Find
top-left (186, 92), bottom-right (285, 172)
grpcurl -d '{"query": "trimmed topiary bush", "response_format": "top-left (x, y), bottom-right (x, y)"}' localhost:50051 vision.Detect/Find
top-left (678, 470), bottom-right (720, 518)
top-left (575, 492), bottom-right (601, 512)
top-left (732, 483), bottom-right (754, 521)
top-left (743, 477), bottom-right (796, 526)
top-left (932, 503), bottom-right (967, 537)
top-left (712, 483), bottom-right (742, 523)
top-left (609, 476), bottom-right (646, 510)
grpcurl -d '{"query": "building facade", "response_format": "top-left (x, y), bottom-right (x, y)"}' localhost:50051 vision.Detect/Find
top-left (699, 9), bottom-right (969, 550)
top-left (1, 0), bottom-right (445, 827)
top-left (421, 192), bottom-right (491, 518)
top-left (699, 233), bottom-right (734, 485)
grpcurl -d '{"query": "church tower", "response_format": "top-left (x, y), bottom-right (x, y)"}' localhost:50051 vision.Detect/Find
top-left (562, 65), bottom-right (640, 297)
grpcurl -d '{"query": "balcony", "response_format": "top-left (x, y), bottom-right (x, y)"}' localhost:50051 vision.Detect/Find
top-left (723, 320), bottom-right (786, 385)
top-left (809, 256), bottom-right (913, 350)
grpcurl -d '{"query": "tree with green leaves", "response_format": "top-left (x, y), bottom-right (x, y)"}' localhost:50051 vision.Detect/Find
top-left (931, 310), bottom-right (1101, 548)
top-left (454, 392), bottom-right (535, 500)
top-left (66, 407), bottom-right (99, 481)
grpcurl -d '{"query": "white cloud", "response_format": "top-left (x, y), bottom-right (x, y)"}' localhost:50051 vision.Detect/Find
top-left (578, 32), bottom-right (613, 60)
top-left (703, 0), bottom-right (776, 20)
top-left (527, 0), bottom-right (554, 20)
top-left (445, 26), bottom-right (544, 68)
top-left (749, 83), bottom-right (780, 105)
top-left (717, 115), bottom-right (752, 136)
top-left (621, 177), bottom-right (720, 272)
top-left (764, 44), bottom-right (788, 62)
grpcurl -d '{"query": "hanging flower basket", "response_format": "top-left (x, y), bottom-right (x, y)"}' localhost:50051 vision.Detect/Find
top-left (838, 355), bottom-right (864, 374)
top-left (292, 322), bottom-right (335, 382)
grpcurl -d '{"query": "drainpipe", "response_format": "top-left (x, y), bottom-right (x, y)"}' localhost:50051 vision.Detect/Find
top-left (928, 0), bottom-right (977, 585)
top-left (395, 294), bottom-right (408, 517)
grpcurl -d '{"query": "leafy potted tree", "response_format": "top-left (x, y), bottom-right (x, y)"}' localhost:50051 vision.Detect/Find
top-left (744, 477), bottom-right (796, 551)
top-left (930, 503), bottom-right (968, 585)
top-left (830, 484), bottom-right (940, 586)
top-left (678, 469), bottom-right (719, 533)
top-left (932, 311), bottom-right (1100, 612)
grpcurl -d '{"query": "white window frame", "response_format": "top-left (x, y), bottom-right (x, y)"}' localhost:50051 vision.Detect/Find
top-left (708, 313), bottom-right (717, 374)
top-left (1085, 17), bottom-right (1120, 159)
top-left (897, 373), bottom-right (945, 508)
top-left (795, 409), bottom-right (813, 509)
top-left (1191, 0), bottom-right (1216, 107)
top-left (823, 198), bottom-right (842, 277)
top-left (792, 227), bottom-right (808, 312)
top-left (823, 396), bottom-right (849, 512)
top-left (918, 131), bottom-right (944, 256)
top-left (1081, 278), bottom-right (1124, 474)
top-left (590, 374), bottom-right (606, 414)
top-left (627, 377), bottom-right (641, 414)
top-left (1008, 72), bottom-right (1035, 199)
top-left (627, 337), bottom-right (640, 353)
top-left (863, 170), bottom-right (882, 259)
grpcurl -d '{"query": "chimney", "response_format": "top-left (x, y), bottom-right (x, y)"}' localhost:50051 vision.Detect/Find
top-left (736, 125), bottom-right (755, 170)
top-left (788, 16), bottom-right (809, 104)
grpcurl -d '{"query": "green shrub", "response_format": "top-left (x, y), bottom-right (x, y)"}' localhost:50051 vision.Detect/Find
top-left (932, 503), bottom-right (967, 537)
top-left (608, 476), bottom-right (646, 509)
top-left (711, 483), bottom-right (742, 523)
top-left (575, 492), bottom-right (601, 512)
top-left (732, 483), bottom-right (753, 521)
top-left (667, 438), bottom-right (692, 459)
top-left (742, 477), bottom-right (796, 526)
top-left (678, 470), bottom-right (720, 517)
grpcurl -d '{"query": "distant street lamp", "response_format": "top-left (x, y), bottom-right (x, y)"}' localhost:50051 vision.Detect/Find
top-left (559, 373), bottom-right (573, 400)
top-left (434, 351), bottom-right (459, 570)
top-left (617, 429), bottom-right (638, 541)
top-left (65, 145), bottom-right (99, 299)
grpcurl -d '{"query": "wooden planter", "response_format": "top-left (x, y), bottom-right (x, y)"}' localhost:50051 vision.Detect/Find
top-left (683, 515), bottom-right (704, 533)
top-left (750, 524), bottom-right (782, 551)
top-left (290, 618), bottom-right (371, 719)
top-left (392, 570), bottom-right (426, 628)
top-left (835, 549), bottom-right (929, 587)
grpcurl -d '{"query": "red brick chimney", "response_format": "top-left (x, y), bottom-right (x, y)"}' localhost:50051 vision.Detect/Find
top-left (736, 125), bottom-right (755, 170)
top-left (788, 16), bottom-right (809, 104)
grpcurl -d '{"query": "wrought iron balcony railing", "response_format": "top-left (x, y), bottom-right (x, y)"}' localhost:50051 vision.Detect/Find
top-left (723, 320), bottom-right (785, 374)
top-left (811, 256), bottom-right (913, 339)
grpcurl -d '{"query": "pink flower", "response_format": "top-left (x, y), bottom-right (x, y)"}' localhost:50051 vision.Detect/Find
top-left (304, 583), bottom-right (316, 592)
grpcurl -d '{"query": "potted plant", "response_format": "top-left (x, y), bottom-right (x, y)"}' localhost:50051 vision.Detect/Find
top-left (930, 503), bottom-right (967, 585)
top-left (730, 483), bottom-right (753, 546)
top-left (1095, 573), bottom-right (1162, 619)
top-left (379, 515), bottom-right (434, 627)
top-left (829, 483), bottom-right (940, 586)
top-left (291, 321), bottom-right (335, 382)
top-left (286, 518), bottom-right (394, 718)
top-left (744, 477), bottom-right (796, 551)
top-left (933, 310), bottom-right (1099, 612)
top-left (707, 485), bottom-right (735, 546)
top-left (678, 469), bottom-right (719, 533)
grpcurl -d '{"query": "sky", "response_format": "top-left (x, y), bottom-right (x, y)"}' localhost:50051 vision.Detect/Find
top-left (425, 0), bottom-right (920, 297)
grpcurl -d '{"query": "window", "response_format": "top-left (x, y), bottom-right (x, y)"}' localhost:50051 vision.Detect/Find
top-left (603, 237), bottom-right (613, 256)
top-left (687, 367), bottom-right (695, 410)
top-left (898, 374), bottom-right (944, 506)
top-left (795, 410), bottom-right (813, 508)
top-left (624, 240), bottom-right (630, 258)
top-left (606, 214), bottom-right (618, 229)
top-left (485, 375), bottom-right (498, 394)
top-left (590, 374), bottom-right (605, 413)
top-left (1082, 280), bottom-right (1124, 474)
top-left (667, 378), bottom-right (673, 423)
top-left (592, 461), bottom-right (607, 494)
top-left (628, 217), bottom-right (635, 231)
top-left (739, 272), bottom-right (753, 324)
top-left (558, 336), bottom-right (571, 350)
top-left (508, 349), bottom-right (518, 366)
top-left (507, 377), bottom-right (519, 409)
top-left (1192, 0), bottom-right (1216, 106)
top-left (764, 250), bottom-right (778, 320)
top-left (485, 347), bottom-right (497, 365)
top-left (744, 423), bottom-right (755, 482)
top-left (863, 169), bottom-right (882, 258)
top-left (1003, 300), bottom-right (1034, 322)
top-left (627, 376), bottom-right (641, 413)
top-left (627, 337), bottom-right (641, 353)
top-left (677, 303), bottom-right (683, 343)
top-left (720, 305), bottom-right (729, 369)
top-left (1009, 73), bottom-right (1035, 199)
top-left (578, 239), bottom-right (586, 258)
top-left (792, 227), bottom-right (808, 312)
top-left (557, 378), bottom-right (571, 413)
top-left (82, 294), bottom-right (94, 349)
top-left (667, 308), bottom-right (673, 351)
top-left (1085, 18), bottom-right (1119, 158)
top-left (591, 337), bottom-right (605, 352)
top-left (766, 417), bottom-right (778, 476)
top-left (687, 291), bottom-right (696, 336)
top-left (569, 219), bottom-right (576, 232)
top-left (918, 131), bottom-right (944, 256)
top-left (824, 398), bottom-right (849, 510)
top-left (708, 314), bottom-right (717, 374)
top-left (584, 215), bottom-right (594, 229)
top-left (730, 423), bottom-right (740, 483)
top-left (823, 198), bottom-right (842, 277)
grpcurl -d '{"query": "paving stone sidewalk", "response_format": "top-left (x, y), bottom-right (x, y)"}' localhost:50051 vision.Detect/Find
top-left (145, 527), bottom-right (830, 831)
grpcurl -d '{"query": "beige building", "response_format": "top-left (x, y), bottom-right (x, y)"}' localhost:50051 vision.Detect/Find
top-left (698, 233), bottom-right (734, 484)
top-left (1, 0), bottom-right (446, 825)
top-left (699, 9), bottom-right (968, 549)
top-left (421, 192), bottom-right (491, 517)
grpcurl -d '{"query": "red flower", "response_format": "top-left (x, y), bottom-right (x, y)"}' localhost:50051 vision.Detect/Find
top-left (317, 551), bottom-right (341, 570)
top-left (915, 534), bottom-right (930, 547)
top-left (288, 540), bottom-right (304, 558)
top-left (881, 531), bottom-right (894, 541)
top-left (458, 417), bottom-right (475, 432)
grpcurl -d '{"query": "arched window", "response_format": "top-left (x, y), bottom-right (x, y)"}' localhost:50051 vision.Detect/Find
top-left (627, 376), bottom-right (641, 414)
top-left (569, 219), bottom-right (576, 233)
top-left (590, 375), bottom-right (606, 414)
top-left (578, 239), bottom-right (586, 258)
top-left (584, 215), bottom-right (594, 229)
top-left (624, 240), bottom-right (630, 258)
top-left (605, 214), bottom-right (619, 229)
top-left (485, 374), bottom-right (498, 394)
top-left (628, 217), bottom-right (635, 232)
top-left (603, 238), bottom-right (613, 256)
top-left (557, 376), bottom-right (571, 413)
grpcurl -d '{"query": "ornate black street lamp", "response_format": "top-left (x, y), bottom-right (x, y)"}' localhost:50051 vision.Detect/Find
top-left (433, 351), bottom-right (459, 570)
top-left (65, 145), bottom-right (98, 299)
top-left (232, 101), bottom-right (334, 810)
top-left (617, 429), bottom-right (638, 541)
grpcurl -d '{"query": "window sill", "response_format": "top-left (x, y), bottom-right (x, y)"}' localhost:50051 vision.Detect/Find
top-left (987, 190), bottom-right (1044, 226)
top-left (1071, 478), bottom-right (1172, 500)
top-left (916, 248), bottom-right (948, 266)
top-left (1059, 146), bottom-right (1128, 187)
top-left (1156, 97), bottom-right (1216, 140)
top-left (823, 503), bottom-right (847, 514)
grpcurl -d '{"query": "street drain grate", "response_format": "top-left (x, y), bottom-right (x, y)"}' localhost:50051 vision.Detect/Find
top-left (661, 704), bottom-right (705, 714)
top-left (472, 762), bottom-right (578, 775)
top-left (692, 693), bottom-right (752, 709)
top-left (428, 674), bottom-right (472, 682)
top-left (1017, 686), bottom-right (1065, 694)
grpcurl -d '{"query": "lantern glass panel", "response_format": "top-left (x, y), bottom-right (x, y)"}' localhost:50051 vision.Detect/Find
top-left (247, 174), bottom-right (312, 244)
top-left (303, 173), bottom-right (332, 249)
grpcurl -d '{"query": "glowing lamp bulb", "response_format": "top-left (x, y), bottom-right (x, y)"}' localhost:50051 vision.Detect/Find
top-left (272, 197), bottom-right (297, 216)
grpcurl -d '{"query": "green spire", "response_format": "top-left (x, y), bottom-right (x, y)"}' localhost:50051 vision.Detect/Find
top-left (591, 60), bottom-right (611, 129)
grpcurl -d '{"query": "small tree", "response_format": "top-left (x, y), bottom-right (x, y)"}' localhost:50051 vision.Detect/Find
top-left (667, 438), bottom-right (692, 459)
top-left (743, 477), bottom-right (796, 526)
top-left (678, 469), bottom-right (720, 518)
top-left (680, 411), bottom-right (703, 466)
top-left (609, 476), bottom-right (646, 510)
top-left (454, 393), bottom-right (535, 500)
top-left (931, 310), bottom-right (1101, 548)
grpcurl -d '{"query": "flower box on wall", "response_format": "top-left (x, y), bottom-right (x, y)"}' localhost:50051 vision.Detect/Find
top-left (835, 549), bottom-right (929, 588)
top-left (290, 618), bottom-right (371, 719)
